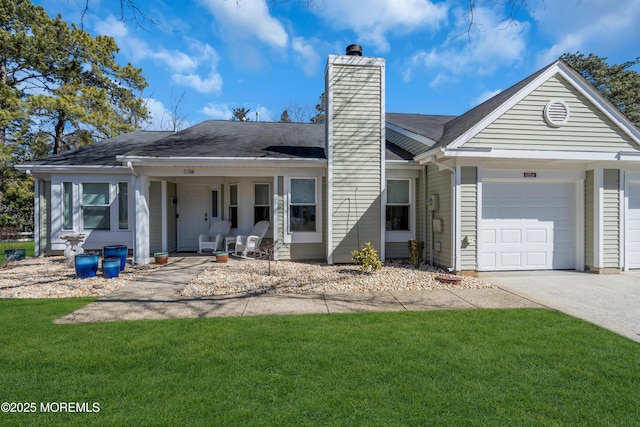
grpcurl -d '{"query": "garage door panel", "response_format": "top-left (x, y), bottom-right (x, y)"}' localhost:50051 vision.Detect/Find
top-left (480, 182), bottom-right (576, 271)
top-left (628, 184), bottom-right (640, 269)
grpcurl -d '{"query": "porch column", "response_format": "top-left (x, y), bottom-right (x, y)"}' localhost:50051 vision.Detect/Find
top-left (134, 174), bottom-right (150, 264)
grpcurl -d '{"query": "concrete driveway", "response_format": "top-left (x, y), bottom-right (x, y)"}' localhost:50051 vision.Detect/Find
top-left (481, 270), bottom-right (640, 343)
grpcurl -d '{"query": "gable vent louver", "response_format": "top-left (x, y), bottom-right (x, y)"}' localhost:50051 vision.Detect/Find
top-left (544, 99), bottom-right (570, 127)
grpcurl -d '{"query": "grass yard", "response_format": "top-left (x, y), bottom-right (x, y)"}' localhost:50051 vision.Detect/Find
top-left (0, 241), bottom-right (35, 265)
top-left (1, 299), bottom-right (639, 426)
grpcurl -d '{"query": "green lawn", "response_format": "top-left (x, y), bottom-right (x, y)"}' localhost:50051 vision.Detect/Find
top-left (0, 241), bottom-right (35, 265)
top-left (1, 299), bottom-right (639, 426)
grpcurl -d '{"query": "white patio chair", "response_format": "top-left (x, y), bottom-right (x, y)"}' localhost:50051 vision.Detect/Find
top-left (225, 221), bottom-right (270, 258)
top-left (198, 220), bottom-right (232, 253)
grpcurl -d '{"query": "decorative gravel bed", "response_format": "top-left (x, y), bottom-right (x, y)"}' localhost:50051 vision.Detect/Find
top-left (181, 259), bottom-right (492, 296)
top-left (0, 256), bottom-right (162, 299)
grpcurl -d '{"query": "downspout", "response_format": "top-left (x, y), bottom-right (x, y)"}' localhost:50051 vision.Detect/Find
top-left (433, 160), bottom-right (457, 272)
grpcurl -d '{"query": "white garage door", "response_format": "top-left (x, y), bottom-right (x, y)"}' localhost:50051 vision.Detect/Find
top-left (480, 182), bottom-right (576, 271)
top-left (627, 184), bottom-right (640, 269)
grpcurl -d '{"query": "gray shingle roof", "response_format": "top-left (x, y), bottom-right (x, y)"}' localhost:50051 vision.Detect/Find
top-left (24, 120), bottom-right (417, 167)
top-left (24, 131), bottom-right (172, 166)
top-left (386, 113), bottom-right (456, 142)
top-left (123, 121), bottom-right (326, 159)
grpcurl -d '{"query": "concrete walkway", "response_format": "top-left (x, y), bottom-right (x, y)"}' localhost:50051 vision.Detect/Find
top-left (55, 256), bottom-right (541, 324)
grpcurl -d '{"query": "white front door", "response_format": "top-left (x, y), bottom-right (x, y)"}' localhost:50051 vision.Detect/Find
top-left (627, 183), bottom-right (640, 269)
top-left (179, 186), bottom-right (209, 251)
top-left (480, 182), bottom-right (576, 271)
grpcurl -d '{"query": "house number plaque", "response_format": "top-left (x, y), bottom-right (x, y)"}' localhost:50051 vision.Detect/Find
top-left (523, 172), bottom-right (537, 178)
top-left (183, 169), bottom-right (195, 175)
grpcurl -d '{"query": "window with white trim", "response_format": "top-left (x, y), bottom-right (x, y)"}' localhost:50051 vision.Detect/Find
top-left (254, 183), bottom-right (270, 224)
top-left (386, 179), bottom-right (410, 231)
top-left (229, 184), bottom-right (238, 228)
top-left (118, 182), bottom-right (129, 230)
top-left (82, 183), bottom-right (110, 230)
top-left (290, 178), bottom-right (316, 232)
top-left (63, 182), bottom-right (73, 230)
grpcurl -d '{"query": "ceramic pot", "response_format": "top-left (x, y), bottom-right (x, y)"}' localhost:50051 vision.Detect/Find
top-left (104, 245), bottom-right (127, 271)
top-left (75, 253), bottom-right (99, 278)
top-left (215, 251), bottom-right (229, 263)
top-left (154, 252), bottom-right (169, 264)
top-left (102, 257), bottom-right (120, 279)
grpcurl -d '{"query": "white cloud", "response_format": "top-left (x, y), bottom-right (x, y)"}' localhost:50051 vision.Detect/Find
top-left (403, 7), bottom-right (528, 85)
top-left (314, 0), bottom-right (448, 53)
top-left (92, 16), bottom-right (222, 93)
top-left (201, 103), bottom-right (233, 120)
top-left (531, 0), bottom-right (640, 66)
top-left (292, 37), bottom-right (321, 77)
top-left (143, 98), bottom-right (193, 131)
top-left (198, 0), bottom-right (288, 48)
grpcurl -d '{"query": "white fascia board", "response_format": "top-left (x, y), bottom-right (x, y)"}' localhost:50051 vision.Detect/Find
top-left (14, 164), bottom-right (132, 174)
top-left (447, 61), bottom-right (640, 149)
top-left (556, 63), bottom-right (640, 145)
top-left (448, 63), bottom-right (564, 149)
top-left (117, 156), bottom-right (327, 168)
top-left (386, 122), bottom-right (437, 148)
top-left (441, 148), bottom-right (637, 162)
top-left (385, 160), bottom-right (422, 170)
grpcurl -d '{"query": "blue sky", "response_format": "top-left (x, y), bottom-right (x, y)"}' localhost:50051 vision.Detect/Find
top-left (36, 0), bottom-right (640, 129)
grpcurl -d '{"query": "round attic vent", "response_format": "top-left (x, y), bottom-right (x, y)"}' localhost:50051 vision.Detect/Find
top-left (544, 99), bottom-right (570, 127)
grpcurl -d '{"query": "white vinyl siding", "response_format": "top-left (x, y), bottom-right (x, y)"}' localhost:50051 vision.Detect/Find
top-left (460, 167), bottom-right (478, 270)
top-left (425, 165), bottom-right (452, 268)
top-left (603, 169), bottom-right (620, 268)
top-left (464, 74), bottom-right (638, 152)
top-left (327, 58), bottom-right (384, 263)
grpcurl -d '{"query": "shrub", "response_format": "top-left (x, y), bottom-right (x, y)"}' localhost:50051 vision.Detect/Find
top-left (351, 242), bottom-right (382, 274)
top-left (408, 240), bottom-right (425, 268)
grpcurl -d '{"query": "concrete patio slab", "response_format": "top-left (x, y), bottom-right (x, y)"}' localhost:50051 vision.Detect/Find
top-left (324, 291), bottom-right (405, 313)
top-left (450, 288), bottom-right (544, 309)
top-left (390, 289), bottom-right (474, 311)
top-left (243, 293), bottom-right (328, 316)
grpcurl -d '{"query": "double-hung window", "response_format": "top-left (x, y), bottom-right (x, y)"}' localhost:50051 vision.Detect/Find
top-left (118, 182), bottom-right (129, 230)
top-left (82, 183), bottom-right (110, 230)
top-left (254, 183), bottom-right (270, 224)
top-left (62, 182), bottom-right (73, 230)
top-left (386, 179), bottom-right (410, 231)
top-left (229, 184), bottom-right (238, 228)
top-left (290, 178), bottom-right (316, 232)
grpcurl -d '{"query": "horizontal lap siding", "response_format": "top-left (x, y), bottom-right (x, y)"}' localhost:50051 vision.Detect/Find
top-left (329, 62), bottom-right (383, 263)
top-left (584, 171), bottom-right (594, 267)
top-left (465, 75), bottom-right (637, 151)
top-left (386, 128), bottom-right (430, 156)
top-left (426, 166), bottom-right (452, 268)
top-left (460, 167), bottom-right (477, 270)
top-left (603, 169), bottom-right (620, 268)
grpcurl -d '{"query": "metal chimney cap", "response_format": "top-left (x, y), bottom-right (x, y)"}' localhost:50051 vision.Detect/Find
top-left (346, 44), bottom-right (362, 56)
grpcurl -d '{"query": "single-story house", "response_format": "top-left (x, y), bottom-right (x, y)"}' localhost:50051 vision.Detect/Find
top-left (17, 46), bottom-right (640, 272)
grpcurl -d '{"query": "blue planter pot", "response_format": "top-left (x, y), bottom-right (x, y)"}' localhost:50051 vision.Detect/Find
top-left (75, 254), bottom-right (99, 279)
top-left (102, 257), bottom-right (121, 279)
top-left (103, 245), bottom-right (127, 271)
